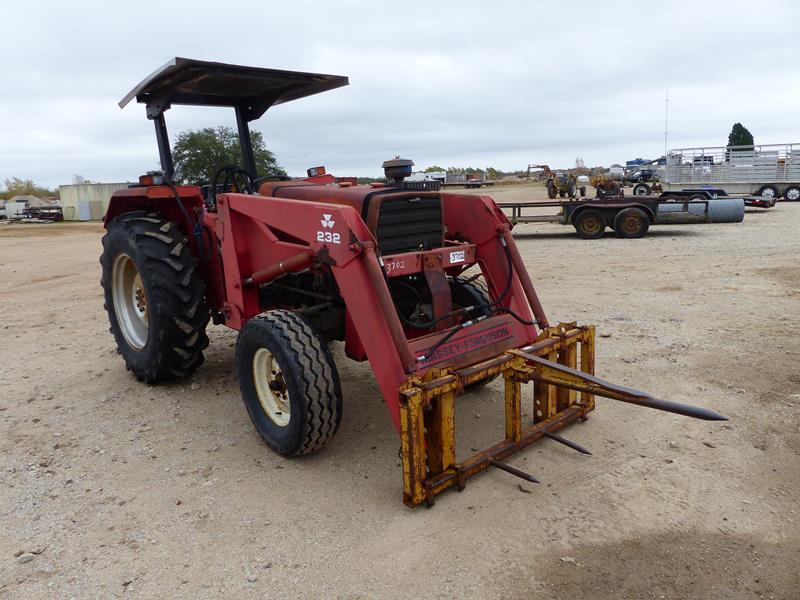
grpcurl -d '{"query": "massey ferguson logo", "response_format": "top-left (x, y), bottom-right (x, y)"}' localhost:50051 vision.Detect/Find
top-left (316, 214), bottom-right (341, 245)
top-left (420, 324), bottom-right (513, 366)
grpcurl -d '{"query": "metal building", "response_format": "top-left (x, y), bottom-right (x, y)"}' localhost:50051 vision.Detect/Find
top-left (59, 182), bottom-right (131, 221)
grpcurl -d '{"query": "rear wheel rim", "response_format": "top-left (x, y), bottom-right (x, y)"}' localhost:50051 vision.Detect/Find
top-left (253, 348), bottom-right (291, 427)
top-left (581, 217), bottom-right (602, 235)
top-left (112, 253), bottom-right (149, 350)
top-left (621, 215), bottom-right (642, 235)
top-left (761, 187), bottom-right (776, 199)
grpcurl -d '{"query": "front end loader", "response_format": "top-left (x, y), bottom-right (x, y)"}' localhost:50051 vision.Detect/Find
top-left (101, 58), bottom-right (726, 507)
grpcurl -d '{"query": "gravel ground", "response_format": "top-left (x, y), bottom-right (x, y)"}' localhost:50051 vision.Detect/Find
top-left (1, 185), bottom-right (798, 599)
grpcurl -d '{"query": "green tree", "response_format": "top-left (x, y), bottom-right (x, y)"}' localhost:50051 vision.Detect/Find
top-left (423, 165), bottom-right (445, 173)
top-left (172, 126), bottom-right (286, 185)
top-left (2, 177), bottom-right (53, 199)
top-left (727, 123), bottom-right (754, 148)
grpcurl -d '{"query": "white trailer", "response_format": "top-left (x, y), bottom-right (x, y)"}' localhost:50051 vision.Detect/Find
top-left (407, 170), bottom-right (446, 183)
top-left (662, 143), bottom-right (800, 200)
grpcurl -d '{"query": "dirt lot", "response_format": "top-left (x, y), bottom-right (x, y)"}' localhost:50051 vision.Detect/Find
top-left (1, 185), bottom-right (798, 599)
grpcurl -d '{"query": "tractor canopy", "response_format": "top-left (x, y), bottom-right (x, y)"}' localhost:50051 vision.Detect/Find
top-left (119, 57), bottom-right (349, 120)
top-left (118, 57), bottom-right (349, 179)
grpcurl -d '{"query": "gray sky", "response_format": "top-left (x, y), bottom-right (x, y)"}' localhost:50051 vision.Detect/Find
top-left (2, 0), bottom-right (799, 188)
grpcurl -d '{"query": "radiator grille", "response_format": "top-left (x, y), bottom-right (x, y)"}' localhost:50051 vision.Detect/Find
top-left (376, 196), bottom-right (443, 254)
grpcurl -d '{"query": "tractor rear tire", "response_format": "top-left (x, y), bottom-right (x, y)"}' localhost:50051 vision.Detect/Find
top-left (451, 278), bottom-right (499, 390)
top-left (547, 180), bottom-right (557, 199)
top-left (633, 183), bottom-right (650, 196)
top-left (235, 310), bottom-right (342, 456)
top-left (613, 208), bottom-right (650, 238)
top-left (573, 209), bottom-right (606, 239)
top-left (100, 211), bottom-right (209, 383)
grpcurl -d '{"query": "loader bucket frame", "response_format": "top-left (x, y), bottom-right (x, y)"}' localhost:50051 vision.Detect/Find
top-left (400, 321), bottom-right (726, 507)
top-left (400, 323), bottom-right (595, 507)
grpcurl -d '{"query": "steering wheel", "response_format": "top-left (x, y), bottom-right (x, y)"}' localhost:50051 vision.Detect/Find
top-left (207, 165), bottom-right (256, 209)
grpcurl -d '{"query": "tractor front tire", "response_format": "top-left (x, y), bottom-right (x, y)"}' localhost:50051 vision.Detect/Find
top-left (547, 180), bottom-right (557, 199)
top-left (235, 311), bottom-right (342, 456)
top-left (101, 212), bottom-right (209, 383)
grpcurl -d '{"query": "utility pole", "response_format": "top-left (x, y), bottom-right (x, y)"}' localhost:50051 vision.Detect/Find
top-left (664, 90), bottom-right (669, 157)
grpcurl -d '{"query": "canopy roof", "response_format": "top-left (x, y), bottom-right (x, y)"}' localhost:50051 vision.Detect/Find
top-left (119, 57), bottom-right (349, 121)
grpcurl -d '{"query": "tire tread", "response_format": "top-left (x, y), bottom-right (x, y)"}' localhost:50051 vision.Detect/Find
top-left (100, 211), bottom-right (209, 383)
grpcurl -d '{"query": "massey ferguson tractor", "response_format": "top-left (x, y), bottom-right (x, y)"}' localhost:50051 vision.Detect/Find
top-left (101, 58), bottom-right (726, 507)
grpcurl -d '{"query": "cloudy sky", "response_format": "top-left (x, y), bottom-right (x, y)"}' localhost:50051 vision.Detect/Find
top-left (2, 0), bottom-right (799, 188)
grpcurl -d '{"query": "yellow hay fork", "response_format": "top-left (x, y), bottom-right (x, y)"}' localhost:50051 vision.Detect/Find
top-left (400, 323), bottom-right (725, 508)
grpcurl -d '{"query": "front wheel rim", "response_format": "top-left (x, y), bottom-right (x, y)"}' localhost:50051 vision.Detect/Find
top-left (112, 253), bottom-right (149, 350)
top-left (786, 188), bottom-right (800, 201)
top-left (253, 348), bottom-right (291, 427)
top-left (761, 188), bottom-right (776, 198)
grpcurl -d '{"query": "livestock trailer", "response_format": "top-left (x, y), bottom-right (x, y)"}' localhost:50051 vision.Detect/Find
top-left (662, 143), bottom-right (800, 201)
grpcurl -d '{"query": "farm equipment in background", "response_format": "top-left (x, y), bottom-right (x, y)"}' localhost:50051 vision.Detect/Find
top-left (526, 164), bottom-right (585, 199)
top-left (101, 58), bottom-right (726, 508)
top-left (590, 174), bottom-right (622, 199)
top-left (526, 163), bottom-right (553, 181)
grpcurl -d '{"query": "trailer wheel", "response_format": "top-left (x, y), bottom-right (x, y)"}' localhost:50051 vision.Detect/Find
top-left (100, 211), bottom-right (209, 382)
top-left (547, 180), bottom-right (557, 199)
top-left (451, 278), bottom-right (498, 389)
top-left (573, 209), bottom-right (606, 239)
top-left (757, 185), bottom-right (779, 199)
top-left (633, 183), bottom-right (650, 196)
top-left (783, 186), bottom-right (800, 201)
top-left (613, 208), bottom-right (650, 239)
top-left (235, 310), bottom-right (342, 456)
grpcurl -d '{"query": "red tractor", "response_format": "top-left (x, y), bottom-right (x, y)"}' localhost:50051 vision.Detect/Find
top-left (102, 58), bottom-right (725, 507)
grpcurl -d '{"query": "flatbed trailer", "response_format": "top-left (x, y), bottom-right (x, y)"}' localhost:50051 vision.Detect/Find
top-left (498, 197), bottom-right (713, 239)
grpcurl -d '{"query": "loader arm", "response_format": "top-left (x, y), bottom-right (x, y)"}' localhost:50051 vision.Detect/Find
top-left (216, 192), bottom-right (543, 431)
